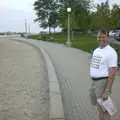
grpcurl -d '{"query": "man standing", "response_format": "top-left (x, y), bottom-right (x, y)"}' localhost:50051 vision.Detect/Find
top-left (90, 29), bottom-right (118, 120)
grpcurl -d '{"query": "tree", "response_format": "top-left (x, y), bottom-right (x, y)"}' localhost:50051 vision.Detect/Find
top-left (33, 0), bottom-right (60, 33)
top-left (90, 0), bottom-right (111, 30)
top-left (58, 0), bottom-right (92, 30)
top-left (110, 4), bottom-right (120, 29)
top-left (49, 12), bottom-right (59, 33)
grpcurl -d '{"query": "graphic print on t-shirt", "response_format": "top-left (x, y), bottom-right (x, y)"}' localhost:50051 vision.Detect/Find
top-left (91, 55), bottom-right (102, 69)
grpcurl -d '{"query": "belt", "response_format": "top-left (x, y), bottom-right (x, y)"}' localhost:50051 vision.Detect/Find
top-left (91, 77), bottom-right (108, 81)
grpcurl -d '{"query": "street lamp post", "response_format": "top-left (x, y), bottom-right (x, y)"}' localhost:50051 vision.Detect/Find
top-left (66, 8), bottom-right (71, 47)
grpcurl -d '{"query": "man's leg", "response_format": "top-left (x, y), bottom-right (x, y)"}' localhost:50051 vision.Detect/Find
top-left (90, 80), bottom-right (111, 120)
top-left (99, 108), bottom-right (104, 120)
top-left (103, 111), bottom-right (111, 120)
top-left (93, 79), bottom-right (111, 120)
top-left (98, 107), bottom-right (111, 120)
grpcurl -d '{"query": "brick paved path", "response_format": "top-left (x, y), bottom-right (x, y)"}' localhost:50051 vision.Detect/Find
top-left (37, 41), bottom-right (120, 120)
top-left (0, 38), bottom-right (49, 120)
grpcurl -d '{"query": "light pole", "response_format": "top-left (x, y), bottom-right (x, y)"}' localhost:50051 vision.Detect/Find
top-left (66, 7), bottom-right (71, 47)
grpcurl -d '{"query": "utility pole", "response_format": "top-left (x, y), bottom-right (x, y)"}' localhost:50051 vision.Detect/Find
top-left (29, 24), bottom-right (31, 33)
top-left (25, 19), bottom-right (27, 33)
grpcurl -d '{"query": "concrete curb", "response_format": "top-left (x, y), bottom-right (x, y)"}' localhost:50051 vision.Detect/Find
top-left (10, 37), bottom-right (64, 120)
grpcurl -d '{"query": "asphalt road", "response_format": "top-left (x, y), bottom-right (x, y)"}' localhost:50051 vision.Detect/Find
top-left (0, 38), bottom-right (49, 120)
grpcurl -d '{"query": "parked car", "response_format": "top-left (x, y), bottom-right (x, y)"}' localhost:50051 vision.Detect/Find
top-left (114, 30), bottom-right (120, 41)
top-left (109, 29), bottom-right (120, 41)
top-left (109, 30), bottom-right (116, 37)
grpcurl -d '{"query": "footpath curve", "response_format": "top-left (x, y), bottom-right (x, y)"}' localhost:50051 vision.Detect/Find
top-left (11, 37), bottom-right (64, 120)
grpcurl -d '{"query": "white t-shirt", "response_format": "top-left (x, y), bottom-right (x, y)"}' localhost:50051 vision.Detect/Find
top-left (90, 45), bottom-right (118, 78)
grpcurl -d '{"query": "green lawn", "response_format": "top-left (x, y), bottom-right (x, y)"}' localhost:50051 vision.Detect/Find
top-left (52, 33), bottom-right (97, 52)
top-left (53, 33), bottom-right (120, 55)
top-left (71, 35), bottom-right (97, 52)
top-left (29, 33), bottom-right (120, 55)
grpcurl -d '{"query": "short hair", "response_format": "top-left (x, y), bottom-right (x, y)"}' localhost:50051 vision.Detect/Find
top-left (98, 29), bottom-right (108, 36)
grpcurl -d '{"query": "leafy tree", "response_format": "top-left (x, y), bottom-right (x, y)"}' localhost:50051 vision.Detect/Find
top-left (34, 0), bottom-right (60, 33)
top-left (110, 4), bottom-right (120, 29)
top-left (58, 0), bottom-right (92, 30)
top-left (90, 0), bottom-right (111, 30)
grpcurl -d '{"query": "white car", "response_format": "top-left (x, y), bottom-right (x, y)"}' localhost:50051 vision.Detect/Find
top-left (109, 30), bottom-right (116, 37)
top-left (114, 30), bottom-right (120, 41)
top-left (109, 30), bottom-right (120, 41)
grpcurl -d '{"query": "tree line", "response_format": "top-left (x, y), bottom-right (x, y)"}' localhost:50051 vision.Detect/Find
top-left (33, 0), bottom-right (120, 33)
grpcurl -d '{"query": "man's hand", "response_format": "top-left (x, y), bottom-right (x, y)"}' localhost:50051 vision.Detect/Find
top-left (102, 89), bottom-right (111, 100)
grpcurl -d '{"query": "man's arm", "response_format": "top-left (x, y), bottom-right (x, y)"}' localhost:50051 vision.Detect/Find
top-left (102, 67), bottom-right (117, 99)
top-left (106, 67), bottom-right (117, 90)
top-left (105, 67), bottom-right (117, 90)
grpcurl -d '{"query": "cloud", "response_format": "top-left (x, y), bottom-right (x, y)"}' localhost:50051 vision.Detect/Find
top-left (0, 0), bottom-right (42, 33)
top-left (94, 0), bottom-right (120, 6)
top-left (0, 0), bottom-right (35, 12)
top-left (0, 6), bottom-right (41, 33)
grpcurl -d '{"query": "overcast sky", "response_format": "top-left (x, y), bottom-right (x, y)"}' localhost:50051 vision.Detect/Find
top-left (0, 0), bottom-right (120, 33)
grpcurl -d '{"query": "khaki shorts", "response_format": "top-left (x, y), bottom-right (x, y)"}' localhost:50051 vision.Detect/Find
top-left (90, 79), bottom-right (106, 106)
